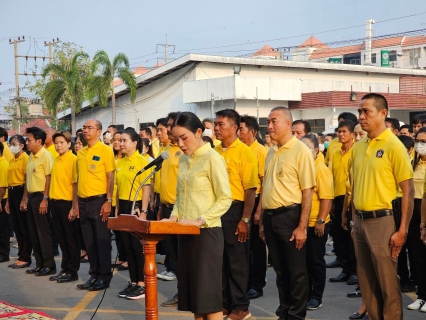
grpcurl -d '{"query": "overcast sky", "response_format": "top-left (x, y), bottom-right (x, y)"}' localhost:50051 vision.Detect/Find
top-left (0, 0), bottom-right (425, 96)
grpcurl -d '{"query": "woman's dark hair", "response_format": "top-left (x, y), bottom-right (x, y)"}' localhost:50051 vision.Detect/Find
top-left (140, 138), bottom-right (154, 158)
top-left (122, 128), bottom-right (142, 154)
top-left (202, 136), bottom-right (214, 148)
top-left (112, 131), bottom-right (122, 157)
top-left (9, 135), bottom-right (27, 152)
top-left (301, 133), bottom-right (319, 149)
top-left (172, 112), bottom-right (205, 134)
top-left (413, 127), bottom-right (426, 171)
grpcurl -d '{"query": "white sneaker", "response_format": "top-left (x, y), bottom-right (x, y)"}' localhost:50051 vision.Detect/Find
top-left (408, 299), bottom-right (425, 310)
top-left (421, 301), bottom-right (426, 312)
top-left (162, 271), bottom-right (177, 281)
top-left (156, 270), bottom-right (168, 279)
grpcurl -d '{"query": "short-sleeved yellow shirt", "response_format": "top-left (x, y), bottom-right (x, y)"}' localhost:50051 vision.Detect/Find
top-left (329, 148), bottom-right (352, 197)
top-left (154, 145), bottom-right (167, 194)
top-left (0, 156), bottom-right (9, 199)
top-left (160, 144), bottom-right (181, 204)
top-left (310, 157), bottom-right (334, 227)
top-left (26, 148), bottom-right (54, 193)
top-left (50, 150), bottom-right (76, 201)
top-left (316, 152), bottom-right (325, 163)
top-left (324, 138), bottom-right (341, 166)
top-left (413, 161), bottom-right (426, 199)
top-left (2, 142), bottom-right (13, 163)
top-left (75, 141), bottom-right (115, 198)
top-left (262, 137), bottom-right (316, 209)
top-left (215, 138), bottom-right (258, 201)
top-left (8, 152), bottom-right (28, 186)
top-left (46, 144), bottom-right (59, 160)
top-left (249, 140), bottom-right (267, 194)
top-left (116, 151), bottom-right (151, 201)
top-left (151, 138), bottom-right (160, 157)
top-left (350, 128), bottom-right (413, 211)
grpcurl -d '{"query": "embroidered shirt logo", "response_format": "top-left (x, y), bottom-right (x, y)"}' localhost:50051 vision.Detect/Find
top-left (376, 149), bottom-right (384, 158)
top-left (277, 169), bottom-right (284, 178)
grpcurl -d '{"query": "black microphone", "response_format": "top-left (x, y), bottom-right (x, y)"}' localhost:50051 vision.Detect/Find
top-left (135, 151), bottom-right (169, 176)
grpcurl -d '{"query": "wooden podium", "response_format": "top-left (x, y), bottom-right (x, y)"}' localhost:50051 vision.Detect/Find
top-left (108, 215), bottom-right (200, 320)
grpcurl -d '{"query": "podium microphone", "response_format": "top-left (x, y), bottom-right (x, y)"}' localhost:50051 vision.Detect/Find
top-left (135, 151), bottom-right (169, 176)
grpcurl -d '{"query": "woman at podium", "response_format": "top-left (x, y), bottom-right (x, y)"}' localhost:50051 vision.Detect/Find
top-left (165, 112), bottom-right (232, 320)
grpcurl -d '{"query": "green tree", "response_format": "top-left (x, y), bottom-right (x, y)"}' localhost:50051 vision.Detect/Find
top-left (42, 51), bottom-right (89, 134)
top-left (88, 50), bottom-right (137, 124)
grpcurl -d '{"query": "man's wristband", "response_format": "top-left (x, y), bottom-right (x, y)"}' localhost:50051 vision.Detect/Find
top-left (107, 198), bottom-right (112, 203)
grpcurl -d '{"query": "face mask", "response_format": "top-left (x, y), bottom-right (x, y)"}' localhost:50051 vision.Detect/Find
top-left (415, 142), bottom-right (426, 155)
top-left (10, 145), bottom-right (21, 154)
top-left (318, 143), bottom-right (325, 152)
top-left (105, 132), bottom-right (112, 141)
top-left (202, 129), bottom-right (213, 138)
top-left (324, 141), bottom-right (330, 149)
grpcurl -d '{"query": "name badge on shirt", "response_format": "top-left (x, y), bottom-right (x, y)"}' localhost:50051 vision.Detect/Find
top-left (376, 150), bottom-right (384, 158)
top-left (92, 156), bottom-right (100, 161)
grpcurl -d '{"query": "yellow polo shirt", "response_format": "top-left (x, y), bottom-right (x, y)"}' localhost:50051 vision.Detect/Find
top-left (350, 128), bottom-right (413, 211)
top-left (50, 150), bottom-right (76, 200)
top-left (26, 148), bottom-right (54, 193)
top-left (0, 156), bottom-right (9, 199)
top-left (8, 152), bottom-right (28, 186)
top-left (214, 138), bottom-right (258, 201)
top-left (46, 144), bottom-right (59, 160)
top-left (310, 157), bottom-right (334, 227)
top-left (154, 145), bottom-right (167, 194)
top-left (159, 144), bottom-right (181, 204)
top-left (151, 138), bottom-right (160, 157)
top-left (324, 138), bottom-right (341, 166)
top-left (413, 161), bottom-right (426, 199)
top-left (317, 152), bottom-right (325, 163)
top-left (262, 137), bottom-right (316, 209)
top-left (116, 151), bottom-right (151, 201)
top-left (3, 142), bottom-right (13, 162)
top-left (249, 140), bottom-right (267, 194)
top-left (213, 139), bottom-right (221, 147)
top-left (329, 148), bottom-right (352, 197)
top-left (75, 140), bottom-right (115, 198)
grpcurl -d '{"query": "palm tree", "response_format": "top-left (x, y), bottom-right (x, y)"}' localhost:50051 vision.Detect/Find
top-left (89, 50), bottom-right (137, 125)
top-left (42, 51), bottom-right (89, 134)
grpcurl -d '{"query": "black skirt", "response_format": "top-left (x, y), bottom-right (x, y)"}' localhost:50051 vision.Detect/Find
top-left (177, 227), bottom-right (224, 314)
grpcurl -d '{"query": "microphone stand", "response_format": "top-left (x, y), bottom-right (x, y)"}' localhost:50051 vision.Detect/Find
top-left (131, 164), bottom-right (163, 216)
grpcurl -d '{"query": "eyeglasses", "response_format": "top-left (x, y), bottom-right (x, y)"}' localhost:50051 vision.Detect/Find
top-left (82, 126), bottom-right (98, 131)
top-left (75, 142), bottom-right (83, 146)
top-left (415, 139), bottom-right (426, 144)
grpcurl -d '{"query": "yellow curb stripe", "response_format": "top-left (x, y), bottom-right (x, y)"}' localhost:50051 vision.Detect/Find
top-left (63, 291), bottom-right (100, 320)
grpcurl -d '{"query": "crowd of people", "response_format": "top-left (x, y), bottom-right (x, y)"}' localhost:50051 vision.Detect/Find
top-left (0, 92), bottom-right (424, 320)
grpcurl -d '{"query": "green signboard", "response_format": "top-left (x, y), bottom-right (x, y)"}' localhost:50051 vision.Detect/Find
top-left (381, 50), bottom-right (390, 67)
top-left (329, 58), bottom-right (342, 64)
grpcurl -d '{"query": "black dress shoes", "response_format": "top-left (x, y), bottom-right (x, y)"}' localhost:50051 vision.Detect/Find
top-left (77, 278), bottom-right (97, 290)
top-left (0, 257), bottom-right (10, 263)
top-left (36, 267), bottom-right (57, 276)
top-left (326, 260), bottom-right (341, 268)
top-left (10, 262), bottom-right (31, 269)
top-left (347, 274), bottom-right (359, 285)
top-left (57, 273), bottom-right (78, 283)
top-left (329, 271), bottom-right (350, 282)
top-left (347, 285), bottom-right (362, 298)
top-left (349, 311), bottom-right (366, 319)
top-left (89, 280), bottom-right (110, 291)
top-left (49, 270), bottom-right (67, 281)
top-left (247, 289), bottom-right (263, 300)
top-left (26, 267), bottom-right (42, 274)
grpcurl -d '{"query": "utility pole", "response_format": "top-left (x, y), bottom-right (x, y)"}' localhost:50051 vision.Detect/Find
top-left (255, 87), bottom-right (260, 124)
top-left (9, 36), bottom-right (25, 134)
top-left (157, 34), bottom-right (175, 64)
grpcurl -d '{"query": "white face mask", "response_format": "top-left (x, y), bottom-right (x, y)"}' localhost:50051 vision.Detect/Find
top-left (318, 143), bottom-right (325, 152)
top-left (415, 142), bottom-right (426, 155)
top-left (105, 132), bottom-right (112, 141)
top-left (10, 145), bottom-right (21, 154)
top-left (202, 129), bottom-right (213, 138)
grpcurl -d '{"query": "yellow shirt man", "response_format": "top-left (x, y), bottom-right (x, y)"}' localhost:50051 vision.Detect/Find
top-left (249, 140), bottom-right (267, 195)
top-left (26, 147), bottom-right (54, 193)
top-left (329, 149), bottom-right (352, 197)
top-left (350, 129), bottom-right (413, 211)
top-left (263, 137), bottom-right (315, 209)
top-left (324, 138), bottom-right (341, 166)
top-left (46, 144), bottom-right (59, 160)
top-left (310, 157), bottom-right (334, 227)
top-left (74, 140), bottom-right (115, 198)
top-left (214, 138), bottom-right (258, 201)
top-left (8, 152), bottom-right (28, 186)
top-left (2, 142), bottom-right (13, 163)
top-left (0, 156), bottom-right (9, 199)
top-left (159, 144), bottom-right (181, 205)
top-left (50, 150), bottom-right (76, 201)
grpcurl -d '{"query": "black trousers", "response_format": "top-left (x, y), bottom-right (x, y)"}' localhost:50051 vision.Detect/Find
top-left (406, 199), bottom-right (426, 300)
top-left (264, 205), bottom-right (308, 320)
top-left (306, 224), bottom-right (329, 301)
top-left (8, 186), bottom-right (32, 262)
top-left (51, 200), bottom-right (80, 274)
top-left (47, 203), bottom-right (59, 254)
top-left (27, 193), bottom-right (55, 269)
top-left (249, 196), bottom-right (267, 292)
top-left (110, 206), bottom-right (126, 262)
top-left (78, 195), bottom-right (112, 282)
top-left (222, 201), bottom-right (250, 312)
top-left (118, 200), bottom-right (144, 283)
top-left (163, 205), bottom-right (178, 274)
top-left (332, 196), bottom-right (356, 275)
top-left (0, 198), bottom-right (10, 260)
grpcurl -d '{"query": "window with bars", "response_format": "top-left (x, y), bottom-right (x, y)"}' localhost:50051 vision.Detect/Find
top-left (306, 119), bottom-right (326, 134)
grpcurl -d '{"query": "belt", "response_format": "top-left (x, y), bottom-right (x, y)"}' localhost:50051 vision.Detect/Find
top-left (79, 194), bottom-right (106, 202)
top-left (161, 202), bottom-right (174, 209)
top-left (264, 204), bottom-right (300, 216)
top-left (8, 184), bottom-right (25, 190)
top-left (355, 209), bottom-right (393, 220)
top-left (28, 191), bottom-right (44, 196)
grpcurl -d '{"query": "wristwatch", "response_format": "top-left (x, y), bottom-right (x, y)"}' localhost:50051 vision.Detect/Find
top-left (197, 217), bottom-right (206, 225)
top-left (141, 209), bottom-right (148, 214)
top-left (107, 198), bottom-right (112, 203)
top-left (242, 218), bottom-right (250, 223)
top-left (43, 196), bottom-right (49, 201)
top-left (350, 221), bottom-right (355, 227)
top-left (317, 219), bottom-right (325, 224)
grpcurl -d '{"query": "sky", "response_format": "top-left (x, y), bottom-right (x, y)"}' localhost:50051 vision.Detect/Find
top-left (0, 0), bottom-right (425, 98)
